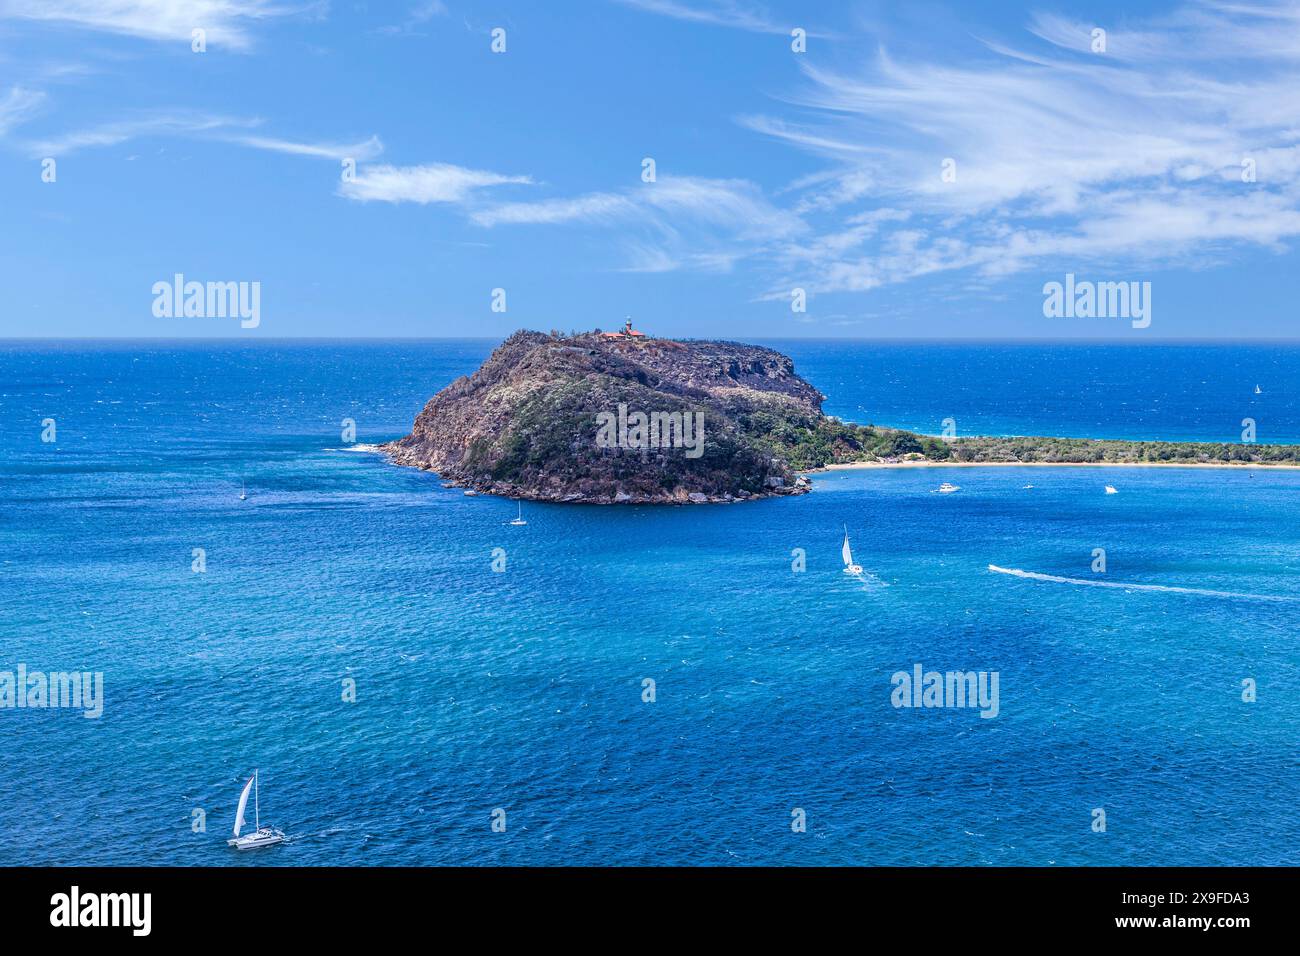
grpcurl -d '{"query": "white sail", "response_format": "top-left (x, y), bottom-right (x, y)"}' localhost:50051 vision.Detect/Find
top-left (233, 774), bottom-right (254, 837)
top-left (841, 528), bottom-right (854, 568)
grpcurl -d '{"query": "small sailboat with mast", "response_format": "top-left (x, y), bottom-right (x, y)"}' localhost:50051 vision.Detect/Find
top-left (841, 525), bottom-right (864, 576)
top-left (227, 769), bottom-right (285, 850)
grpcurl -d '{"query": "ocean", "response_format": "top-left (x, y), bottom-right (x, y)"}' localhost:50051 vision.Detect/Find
top-left (1, 340), bottom-right (1297, 866)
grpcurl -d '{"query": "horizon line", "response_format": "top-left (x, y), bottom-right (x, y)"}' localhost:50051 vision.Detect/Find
top-left (3, 336), bottom-right (1300, 345)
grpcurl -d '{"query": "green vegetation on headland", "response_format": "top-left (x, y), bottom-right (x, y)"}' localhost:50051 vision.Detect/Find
top-left (803, 420), bottom-right (1300, 468)
top-left (384, 330), bottom-right (1300, 505)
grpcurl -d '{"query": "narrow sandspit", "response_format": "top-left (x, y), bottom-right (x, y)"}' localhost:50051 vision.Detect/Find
top-left (814, 460), bottom-right (1300, 472)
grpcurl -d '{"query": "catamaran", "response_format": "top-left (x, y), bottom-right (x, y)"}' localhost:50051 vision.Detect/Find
top-left (509, 501), bottom-right (527, 526)
top-left (841, 525), bottom-right (864, 576)
top-left (227, 769), bottom-right (285, 850)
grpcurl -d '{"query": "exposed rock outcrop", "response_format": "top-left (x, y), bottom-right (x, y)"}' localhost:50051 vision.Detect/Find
top-left (382, 330), bottom-right (823, 503)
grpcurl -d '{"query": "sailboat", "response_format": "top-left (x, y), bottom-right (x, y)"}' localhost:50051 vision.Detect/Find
top-left (227, 769), bottom-right (285, 850)
top-left (508, 501), bottom-right (527, 526)
top-left (1255, 385), bottom-right (1262, 394)
top-left (841, 525), bottom-right (864, 576)
top-left (239, 480), bottom-right (247, 501)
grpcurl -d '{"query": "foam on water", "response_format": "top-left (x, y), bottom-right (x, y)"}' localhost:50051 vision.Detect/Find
top-left (987, 564), bottom-right (1296, 602)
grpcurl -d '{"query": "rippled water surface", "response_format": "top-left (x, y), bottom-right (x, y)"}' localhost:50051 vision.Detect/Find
top-left (2, 340), bottom-right (1296, 865)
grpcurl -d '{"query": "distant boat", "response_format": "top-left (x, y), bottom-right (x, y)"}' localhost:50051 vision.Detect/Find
top-left (239, 480), bottom-right (247, 501)
top-left (1105, 485), bottom-right (1118, 495)
top-left (936, 482), bottom-right (960, 494)
top-left (841, 525), bottom-right (864, 576)
top-left (1255, 385), bottom-right (1262, 394)
top-left (227, 769), bottom-right (284, 850)
top-left (1023, 484), bottom-right (1034, 489)
top-left (463, 490), bottom-right (478, 497)
top-left (509, 501), bottom-right (527, 526)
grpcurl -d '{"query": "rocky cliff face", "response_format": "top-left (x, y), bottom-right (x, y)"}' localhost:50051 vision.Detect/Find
top-left (382, 330), bottom-right (825, 503)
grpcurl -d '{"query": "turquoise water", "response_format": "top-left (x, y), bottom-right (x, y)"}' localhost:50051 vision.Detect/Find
top-left (1, 340), bottom-right (1297, 866)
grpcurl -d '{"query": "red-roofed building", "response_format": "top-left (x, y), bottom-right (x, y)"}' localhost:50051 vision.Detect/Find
top-left (601, 318), bottom-right (647, 338)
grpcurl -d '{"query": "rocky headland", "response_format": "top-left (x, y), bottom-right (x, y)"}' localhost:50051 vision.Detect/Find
top-left (382, 330), bottom-right (1300, 503)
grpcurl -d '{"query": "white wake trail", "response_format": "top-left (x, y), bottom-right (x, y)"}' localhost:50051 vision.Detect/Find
top-left (987, 565), bottom-right (1294, 602)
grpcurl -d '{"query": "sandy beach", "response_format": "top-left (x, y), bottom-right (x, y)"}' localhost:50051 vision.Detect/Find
top-left (813, 459), bottom-right (1300, 472)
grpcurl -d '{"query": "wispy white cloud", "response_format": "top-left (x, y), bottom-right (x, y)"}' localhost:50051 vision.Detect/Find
top-left (742, 0), bottom-right (1300, 297)
top-left (473, 191), bottom-right (635, 226)
top-left (26, 113), bottom-right (383, 163)
top-left (472, 174), bottom-right (804, 272)
top-left (0, 86), bottom-right (45, 136)
top-left (0, 0), bottom-right (306, 51)
top-left (376, 0), bottom-right (447, 36)
top-left (228, 133), bottom-right (383, 161)
top-left (27, 113), bottom-right (256, 155)
top-left (338, 162), bottom-right (533, 204)
top-left (613, 0), bottom-right (794, 35)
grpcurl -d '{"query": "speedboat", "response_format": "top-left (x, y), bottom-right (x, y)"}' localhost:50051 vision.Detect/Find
top-left (227, 769), bottom-right (285, 850)
top-left (1105, 485), bottom-right (1118, 495)
top-left (937, 482), bottom-right (960, 494)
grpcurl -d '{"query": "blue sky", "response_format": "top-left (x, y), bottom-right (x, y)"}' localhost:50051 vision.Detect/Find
top-left (1, 0), bottom-right (1298, 339)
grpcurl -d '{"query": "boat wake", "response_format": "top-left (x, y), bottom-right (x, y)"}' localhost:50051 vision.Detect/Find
top-left (987, 564), bottom-right (1294, 602)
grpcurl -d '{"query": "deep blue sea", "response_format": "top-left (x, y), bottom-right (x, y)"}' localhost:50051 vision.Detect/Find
top-left (2, 340), bottom-right (1297, 866)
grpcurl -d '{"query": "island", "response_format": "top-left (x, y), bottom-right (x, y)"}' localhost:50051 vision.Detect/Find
top-left (382, 328), bottom-right (1300, 503)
